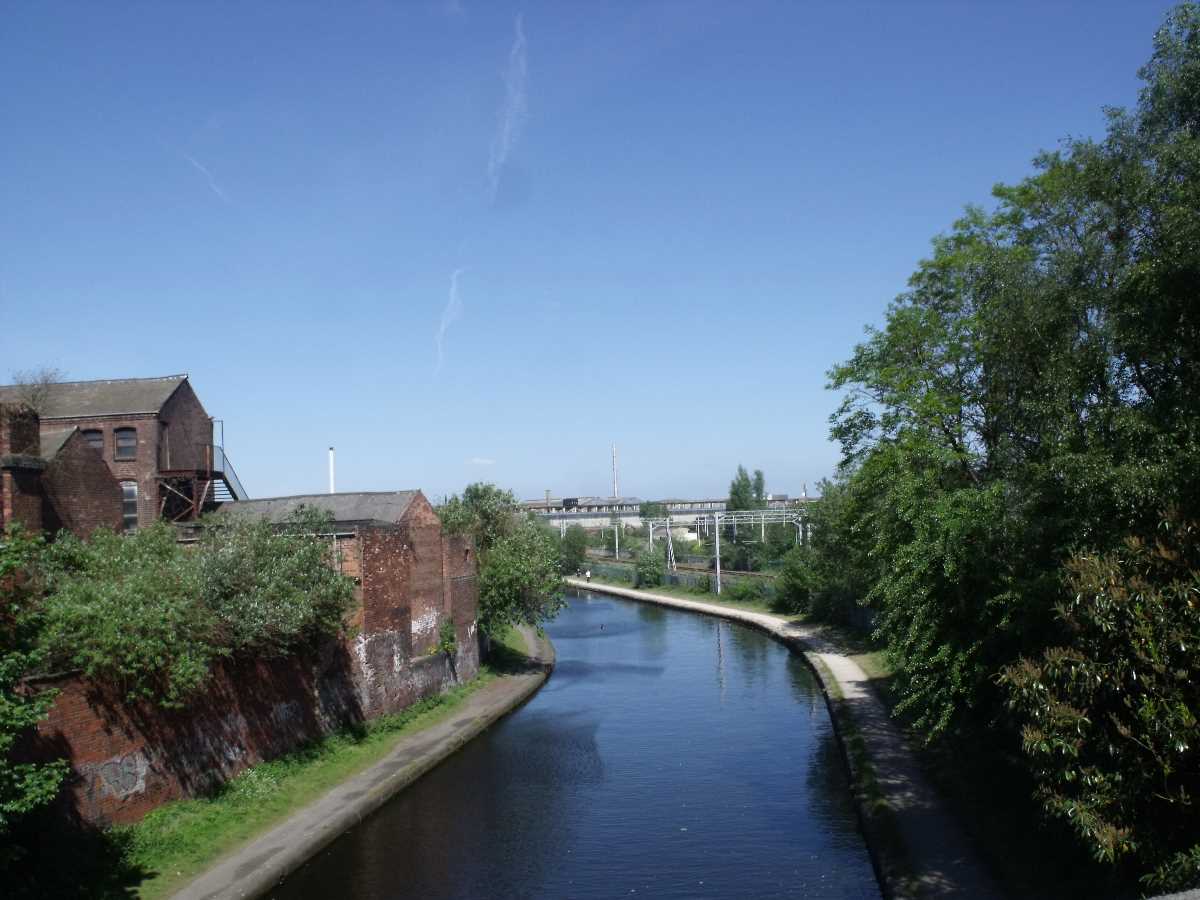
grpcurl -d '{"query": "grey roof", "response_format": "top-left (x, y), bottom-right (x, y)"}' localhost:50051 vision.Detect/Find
top-left (0, 375), bottom-right (188, 419)
top-left (220, 491), bottom-right (420, 525)
top-left (39, 428), bottom-right (77, 460)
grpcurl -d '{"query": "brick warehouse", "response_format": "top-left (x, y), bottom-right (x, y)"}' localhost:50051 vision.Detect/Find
top-left (0, 374), bottom-right (247, 531)
top-left (0, 403), bottom-right (123, 537)
top-left (27, 489), bottom-right (480, 825)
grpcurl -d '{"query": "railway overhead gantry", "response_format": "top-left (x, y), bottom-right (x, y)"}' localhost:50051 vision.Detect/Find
top-left (644, 508), bottom-right (809, 595)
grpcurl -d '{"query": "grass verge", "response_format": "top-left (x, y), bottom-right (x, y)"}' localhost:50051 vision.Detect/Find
top-left (582, 573), bottom-right (787, 617)
top-left (111, 638), bottom-right (534, 900)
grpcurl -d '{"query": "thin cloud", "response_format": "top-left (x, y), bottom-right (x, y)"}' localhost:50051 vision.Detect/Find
top-left (467, 457), bottom-right (496, 466)
top-left (180, 152), bottom-right (231, 204)
top-left (435, 267), bottom-right (467, 373)
top-left (487, 13), bottom-right (527, 202)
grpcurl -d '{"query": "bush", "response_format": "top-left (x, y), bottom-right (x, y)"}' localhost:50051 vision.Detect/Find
top-left (634, 549), bottom-right (665, 588)
top-left (199, 509), bottom-right (354, 656)
top-left (0, 526), bottom-right (68, 860)
top-left (723, 578), bottom-right (766, 605)
top-left (40, 525), bottom-right (218, 707)
top-left (36, 511), bottom-right (356, 708)
top-left (1001, 514), bottom-right (1200, 892)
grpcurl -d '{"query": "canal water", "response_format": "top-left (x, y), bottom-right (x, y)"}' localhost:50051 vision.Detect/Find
top-left (271, 589), bottom-right (879, 899)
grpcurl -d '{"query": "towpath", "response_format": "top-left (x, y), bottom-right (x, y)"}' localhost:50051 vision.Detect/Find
top-left (568, 577), bottom-right (1001, 900)
top-left (173, 629), bottom-right (554, 900)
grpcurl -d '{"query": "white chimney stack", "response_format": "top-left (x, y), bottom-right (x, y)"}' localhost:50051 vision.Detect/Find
top-left (328, 447), bottom-right (336, 494)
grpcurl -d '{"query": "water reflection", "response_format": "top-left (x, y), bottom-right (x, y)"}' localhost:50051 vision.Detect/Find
top-left (272, 589), bottom-right (879, 900)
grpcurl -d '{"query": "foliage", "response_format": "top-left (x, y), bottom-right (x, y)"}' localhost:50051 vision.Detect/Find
top-left (39, 525), bottom-right (218, 707)
top-left (477, 518), bottom-right (565, 635)
top-left (634, 547), bottom-right (665, 588)
top-left (438, 483), bottom-right (521, 554)
top-left (638, 501), bottom-right (666, 523)
top-left (435, 620), bottom-right (457, 657)
top-left (727, 465), bottom-right (766, 511)
top-left (804, 3), bottom-right (1200, 884)
top-left (723, 578), bottom-right (767, 606)
top-left (0, 526), bottom-right (67, 861)
top-left (557, 524), bottom-right (588, 575)
top-left (200, 508), bottom-right (354, 656)
top-left (1000, 513), bottom-right (1200, 892)
top-left (35, 511), bottom-right (354, 708)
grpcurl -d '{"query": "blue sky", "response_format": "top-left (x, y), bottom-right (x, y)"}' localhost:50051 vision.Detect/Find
top-left (0, 1), bottom-right (1181, 503)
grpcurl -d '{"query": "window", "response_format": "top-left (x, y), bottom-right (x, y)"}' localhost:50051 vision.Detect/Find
top-left (114, 427), bottom-right (137, 460)
top-left (121, 481), bottom-right (138, 532)
top-left (82, 429), bottom-right (103, 452)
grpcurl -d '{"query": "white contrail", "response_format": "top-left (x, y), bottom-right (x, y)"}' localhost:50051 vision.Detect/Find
top-left (487, 13), bottom-right (527, 202)
top-left (435, 267), bottom-right (467, 372)
top-left (181, 152), bottom-right (230, 204)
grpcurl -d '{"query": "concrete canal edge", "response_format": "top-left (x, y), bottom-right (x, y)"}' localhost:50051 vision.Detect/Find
top-left (567, 578), bottom-right (1002, 900)
top-left (172, 628), bottom-right (555, 900)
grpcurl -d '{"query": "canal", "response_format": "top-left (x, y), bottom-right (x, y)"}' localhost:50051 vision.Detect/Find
top-left (271, 589), bottom-right (879, 899)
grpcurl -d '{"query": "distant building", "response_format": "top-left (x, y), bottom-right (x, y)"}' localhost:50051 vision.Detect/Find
top-left (0, 404), bottom-right (123, 537)
top-left (0, 374), bottom-right (246, 530)
top-left (522, 492), bottom-right (815, 529)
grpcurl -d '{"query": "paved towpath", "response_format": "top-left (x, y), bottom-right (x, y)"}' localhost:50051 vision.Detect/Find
top-left (173, 629), bottom-right (554, 900)
top-left (568, 578), bottom-right (1001, 900)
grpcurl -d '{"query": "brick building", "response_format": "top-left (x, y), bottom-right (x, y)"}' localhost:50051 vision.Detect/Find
top-left (0, 403), bottom-right (123, 537)
top-left (0, 374), bottom-right (246, 530)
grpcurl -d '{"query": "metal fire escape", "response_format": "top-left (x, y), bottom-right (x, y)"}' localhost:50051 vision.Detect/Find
top-left (158, 443), bottom-right (248, 523)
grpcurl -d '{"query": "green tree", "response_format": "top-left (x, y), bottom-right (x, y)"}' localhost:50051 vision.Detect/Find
top-left (727, 465), bottom-right (757, 511)
top-left (638, 501), bottom-right (666, 524)
top-left (438, 483), bottom-right (522, 554)
top-left (478, 518), bottom-right (565, 634)
top-left (558, 525), bottom-right (588, 575)
top-left (634, 546), bottom-right (665, 588)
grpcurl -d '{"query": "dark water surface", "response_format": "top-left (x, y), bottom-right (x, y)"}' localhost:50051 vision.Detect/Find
top-left (271, 590), bottom-right (879, 899)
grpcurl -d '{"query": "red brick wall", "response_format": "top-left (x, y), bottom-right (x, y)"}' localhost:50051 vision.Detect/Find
top-left (41, 431), bottom-right (123, 537)
top-left (157, 380), bottom-right (212, 472)
top-left (42, 412), bottom-right (160, 528)
top-left (1, 468), bottom-right (44, 534)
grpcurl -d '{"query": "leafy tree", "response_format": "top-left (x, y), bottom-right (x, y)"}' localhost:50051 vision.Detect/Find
top-left (727, 465), bottom-right (759, 511)
top-left (477, 518), bottom-right (565, 634)
top-left (638, 501), bottom-right (666, 523)
top-left (442, 483), bottom-right (566, 636)
top-left (438, 483), bottom-right (522, 554)
top-left (814, 2), bottom-right (1200, 884)
top-left (557, 525), bottom-right (588, 575)
top-left (0, 526), bottom-right (67, 860)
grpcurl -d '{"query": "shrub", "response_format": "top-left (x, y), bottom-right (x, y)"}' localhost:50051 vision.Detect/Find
top-left (40, 525), bottom-right (217, 707)
top-left (724, 578), bottom-right (766, 605)
top-left (0, 526), bottom-right (68, 860)
top-left (1000, 514), bottom-right (1200, 892)
top-left (199, 509), bottom-right (354, 656)
top-left (634, 549), bottom-right (664, 588)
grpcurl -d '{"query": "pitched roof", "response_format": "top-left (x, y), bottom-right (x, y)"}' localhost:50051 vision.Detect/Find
top-left (39, 428), bottom-right (77, 460)
top-left (219, 491), bottom-right (420, 526)
top-left (0, 375), bottom-right (188, 419)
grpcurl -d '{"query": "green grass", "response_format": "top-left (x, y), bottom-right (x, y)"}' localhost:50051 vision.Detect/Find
top-left (115, 641), bottom-right (534, 900)
top-left (583, 572), bottom-right (786, 617)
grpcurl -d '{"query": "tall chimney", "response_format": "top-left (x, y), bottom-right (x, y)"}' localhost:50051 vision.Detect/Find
top-left (328, 447), bottom-right (336, 494)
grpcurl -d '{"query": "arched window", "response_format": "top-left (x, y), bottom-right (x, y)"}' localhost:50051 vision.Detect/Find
top-left (120, 481), bottom-right (139, 532)
top-left (114, 427), bottom-right (137, 460)
top-left (82, 429), bottom-right (103, 452)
